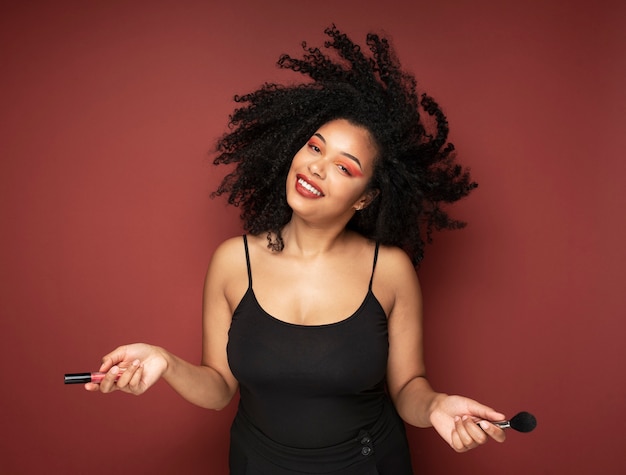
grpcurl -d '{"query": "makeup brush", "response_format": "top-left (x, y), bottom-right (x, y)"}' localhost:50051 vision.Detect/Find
top-left (490, 411), bottom-right (537, 433)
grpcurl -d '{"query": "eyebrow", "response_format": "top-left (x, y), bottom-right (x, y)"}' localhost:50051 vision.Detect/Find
top-left (314, 133), bottom-right (363, 170)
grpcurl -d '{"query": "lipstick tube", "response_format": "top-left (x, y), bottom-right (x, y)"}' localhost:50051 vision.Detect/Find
top-left (64, 371), bottom-right (123, 384)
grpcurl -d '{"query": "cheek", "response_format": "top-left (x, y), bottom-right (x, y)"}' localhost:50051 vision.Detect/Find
top-left (290, 146), bottom-right (308, 167)
top-left (336, 181), bottom-right (368, 203)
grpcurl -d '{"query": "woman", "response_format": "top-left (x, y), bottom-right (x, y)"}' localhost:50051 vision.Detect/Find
top-left (87, 26), bottom-right (506, 474)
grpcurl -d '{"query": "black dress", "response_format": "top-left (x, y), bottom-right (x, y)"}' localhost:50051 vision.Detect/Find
top-left (226, 236), bottom-right (414, 474)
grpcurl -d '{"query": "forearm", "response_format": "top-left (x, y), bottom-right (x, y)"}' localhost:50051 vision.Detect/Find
top-left (392, 376), bottom-right (447, 428)
top-left (161, 348), bottom-right (237, 410)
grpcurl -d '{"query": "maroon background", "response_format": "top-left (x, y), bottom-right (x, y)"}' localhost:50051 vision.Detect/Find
top-left (1, 1), bottom-right (624, 474)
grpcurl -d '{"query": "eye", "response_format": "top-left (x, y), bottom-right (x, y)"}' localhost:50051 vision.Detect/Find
top-left (308, 142), bottom-right (321, 153)
top-left (337, 163), bottom-right (352, 176)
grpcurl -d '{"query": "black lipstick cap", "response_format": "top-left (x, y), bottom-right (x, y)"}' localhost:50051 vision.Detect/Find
top-left (64, 373), bottom-right (92, 384)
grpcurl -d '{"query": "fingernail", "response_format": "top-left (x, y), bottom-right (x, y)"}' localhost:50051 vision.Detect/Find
top-left (479, 421), bottom-right (490, 430)
top-left (111, 366), bottom-right (119, 374)
top-left (132, 359), bottom-right (140, 367)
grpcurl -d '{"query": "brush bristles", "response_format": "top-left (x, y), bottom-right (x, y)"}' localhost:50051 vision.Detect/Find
top-left (510, 411), bottom-right (537, 432)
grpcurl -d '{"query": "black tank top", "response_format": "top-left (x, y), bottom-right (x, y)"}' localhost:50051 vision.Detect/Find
top-left (227, 235), bottom-right (389, 449)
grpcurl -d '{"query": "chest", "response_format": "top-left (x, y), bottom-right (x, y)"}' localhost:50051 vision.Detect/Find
top-left (228, 290), bottom-right (389, 394)
top-left (249, 256), bottom-right (375, 326)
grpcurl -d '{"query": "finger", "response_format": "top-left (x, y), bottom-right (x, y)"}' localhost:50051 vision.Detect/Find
top-left (450, 430), bottom-right (467, 452)
top-left (98, 346), bottom-right (129, 372)
top-left (128, 364), bottom-right (144, 394)
top-left (98, 365), bottom-right (121, 393)
top-left (478, 420), bottom-right (507, 443)
top-left (461, 416), bottom-right (489, 445)
top-left (465, 399), bottom-right (506, 422)
top-left (84, 382), bottom-right (100, 392)
top-left (115, 359), bottom-right (140, 388)
top-left (453, 416), bottom-right (478, 450)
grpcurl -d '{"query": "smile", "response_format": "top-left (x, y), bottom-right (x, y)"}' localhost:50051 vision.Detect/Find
top-left (297, 177), bottom-right (324, 196)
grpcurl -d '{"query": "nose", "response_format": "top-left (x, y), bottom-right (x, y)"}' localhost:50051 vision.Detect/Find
top-left (308, 157), bottom-right (326, 179)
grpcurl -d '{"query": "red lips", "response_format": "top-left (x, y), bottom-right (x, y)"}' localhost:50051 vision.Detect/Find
top-left (295, 174), bottom-right (324, 198)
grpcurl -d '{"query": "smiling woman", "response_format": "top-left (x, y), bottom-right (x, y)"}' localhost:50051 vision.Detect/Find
top-left (212, 25), bottom-right (477, 263)
top-left (85, 25), bottom-right (505, 474)
top-left (286, 120), bottom-right (378, 224)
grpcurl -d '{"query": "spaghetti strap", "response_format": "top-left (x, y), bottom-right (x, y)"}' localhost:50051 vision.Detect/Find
top-left (368, 242), bottom-right (379, 291)
top-left (242, 235), bottom-right (252, 289)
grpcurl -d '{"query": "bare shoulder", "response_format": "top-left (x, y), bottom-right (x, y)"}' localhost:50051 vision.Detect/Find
top-left (206, 236), bottom-right (241, 274)
top-left (211, 235), bottom-right (246, 259)
top-left (373, 244), bottom-right (422, 315)
top-left (205, 235), bottom-right (248, 307)
top-left (376, 245), bottom-right (418, 281)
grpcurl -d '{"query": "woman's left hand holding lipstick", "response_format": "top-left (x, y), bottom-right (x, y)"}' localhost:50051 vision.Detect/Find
top-left (85, 343), bottom-right (168, 395)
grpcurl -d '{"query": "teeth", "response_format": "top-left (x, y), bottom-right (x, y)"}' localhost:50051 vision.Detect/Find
top-left (298, 178), bottom-right (322, 196)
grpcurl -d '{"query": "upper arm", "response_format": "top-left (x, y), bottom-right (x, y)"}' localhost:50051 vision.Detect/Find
top-left (201, 237), bottom-right (246, 397)
top-left (376, 247), bottom-right (426, 403)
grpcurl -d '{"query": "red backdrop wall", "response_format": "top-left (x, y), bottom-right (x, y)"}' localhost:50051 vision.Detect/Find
top-left (1, 1), bottom-right (624, 474)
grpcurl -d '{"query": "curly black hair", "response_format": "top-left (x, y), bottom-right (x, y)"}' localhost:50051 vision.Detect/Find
top-left (212, 25), bottom-right (477, 265)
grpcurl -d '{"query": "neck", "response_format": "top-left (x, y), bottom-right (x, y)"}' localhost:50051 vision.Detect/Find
top-left (280, 218), bottom-right (352, 257)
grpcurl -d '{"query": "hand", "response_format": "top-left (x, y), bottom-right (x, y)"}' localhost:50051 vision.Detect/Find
top-left (85, 343), bottom-right (168, 395)
top-left (429, 394), bottom-right (507, 452)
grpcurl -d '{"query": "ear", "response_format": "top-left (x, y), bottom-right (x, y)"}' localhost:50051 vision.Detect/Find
top-left (354, 188), bottom-right (380, 211)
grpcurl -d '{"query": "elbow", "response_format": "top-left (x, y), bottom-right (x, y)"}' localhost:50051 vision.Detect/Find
top-left (212, 397), bottom-right (233, 411)
top-left (206, 385), bottom-right (237, 411)
top-left (196, 396), bottom-right (232, 411)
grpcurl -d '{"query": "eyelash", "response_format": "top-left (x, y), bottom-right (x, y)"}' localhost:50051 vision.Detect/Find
top-left (337, 164), bottom-right (352, 176)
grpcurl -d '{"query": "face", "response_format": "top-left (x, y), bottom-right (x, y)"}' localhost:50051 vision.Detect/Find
top-left (286, 119), bottom-right (378, 224)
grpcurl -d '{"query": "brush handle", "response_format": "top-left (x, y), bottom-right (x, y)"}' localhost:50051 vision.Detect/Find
top-left (492, 420), bottom-right (511, 429)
